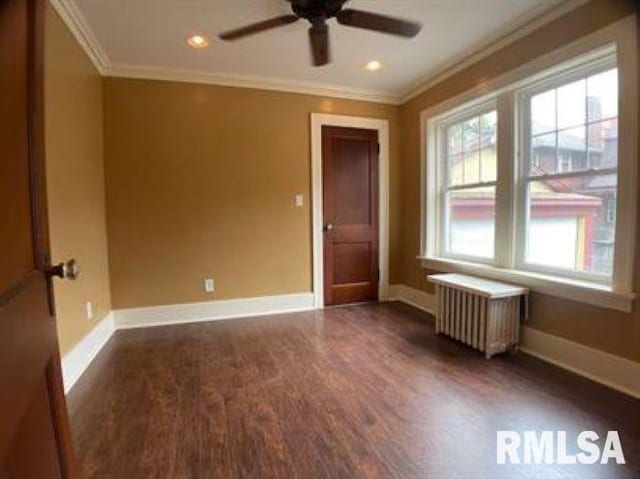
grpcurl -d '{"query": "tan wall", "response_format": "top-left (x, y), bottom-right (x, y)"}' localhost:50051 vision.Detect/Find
top-left (103, 78), bottom-right (400, 309)
top-left (45, 5), bottom-right (112, 354)
top-left (398, 0), bottom-right (640, 362)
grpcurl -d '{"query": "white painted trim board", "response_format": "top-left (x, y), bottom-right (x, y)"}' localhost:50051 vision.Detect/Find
top-left (310, 113), bottom-right (390, 309)
top-left (49, 0), bottom-right (109, 73)
top-left (388, 284), bottom-right (436, 315)
top-left (61, 312), bottom-right (115, 393)
top-left (113, 292), bottom-right (314, 329)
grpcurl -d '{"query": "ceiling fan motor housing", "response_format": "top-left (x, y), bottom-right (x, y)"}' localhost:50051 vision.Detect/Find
top-left (289, 0), bottom-right (347, 23)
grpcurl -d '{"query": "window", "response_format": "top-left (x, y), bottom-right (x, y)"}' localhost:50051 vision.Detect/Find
top-left (522, 66), bottom-right (619, 279)
top-left (422, 33), bottom-right (637, 312)
top-left (440, 107), bottom-right (497, 260)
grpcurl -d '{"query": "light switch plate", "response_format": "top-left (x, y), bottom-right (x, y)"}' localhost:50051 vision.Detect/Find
top-left (294, 193), bottom-right (304, 207)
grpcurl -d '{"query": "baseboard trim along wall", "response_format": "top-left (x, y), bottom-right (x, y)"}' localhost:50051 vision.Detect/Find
top-left (113, 292), bottom-right (315, 329)
top-left (389, 284), bottom-right (640, 400)
top-left (519, 327), bottom-right (640, 400)
top-left (61, 312), bottom-right (115, 393)
top-left (63, 287), bottom-right (640, 400)
top-left (388, 284), bottom-right (436, 315)
top-left (61, 292), bottom-right (315, 394)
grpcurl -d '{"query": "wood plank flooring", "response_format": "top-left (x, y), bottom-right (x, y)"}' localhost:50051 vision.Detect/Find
top-left (67, 302), bottom-right (640, 478)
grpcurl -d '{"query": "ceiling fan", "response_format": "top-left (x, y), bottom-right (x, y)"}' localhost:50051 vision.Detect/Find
top-left (218, 0), bottom-right (422, 66)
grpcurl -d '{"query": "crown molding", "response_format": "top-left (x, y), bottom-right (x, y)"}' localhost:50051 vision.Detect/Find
top-left (49, 0), bottom-right (588, 106)
top-left (398, 0), bottom-right (590, 104)
top-left (104, 63), bottom-right (402, 104)
top-left (49, 0), bottom-right (109, 74)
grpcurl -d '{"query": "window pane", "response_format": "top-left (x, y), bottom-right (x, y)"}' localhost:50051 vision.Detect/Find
top-left (445, 110), bottom-right (497, 186)
top-left (462, 116), bottom-right (479, 153)
top-left (525, 175), bottom-right (616, 276)
top-left (557, 126), bottom-right (586, 172)
top-left (531, 89), bottom-right (556, 135)
top-left (447, 123), bottom-right (462, 155)
top-left (529, 69), bottom-right (619, 178)
top-left (448, 154), bottom-right (464, 186)
top-left (588, 119), bottom-right (618, 169)
top-left (531, 132), bottom-right (556, 175)
top-left (480, 147), bottom-right (496, 182)
top-left (480, 111), bottom-right (497, 134)
top-left (464, 150), bottom-right (480, 184)
top-left (587, 68), bottom-right (618, 121)
top-left (480, 111), bottom-right (497, 182)
top-left (557, 79), bottom-right (586, 129)
top-left (446, 186), bottom-right (495, 259)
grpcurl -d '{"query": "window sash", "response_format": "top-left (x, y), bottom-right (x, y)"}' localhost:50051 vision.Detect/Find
top-left (436, 102), bottom-right (498, 263)
top-left (516, 56), bottom-right (619, 283)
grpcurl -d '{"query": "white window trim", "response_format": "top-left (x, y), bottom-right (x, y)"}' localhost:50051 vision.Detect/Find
top-left (420, 15), bottom-right (637, 313)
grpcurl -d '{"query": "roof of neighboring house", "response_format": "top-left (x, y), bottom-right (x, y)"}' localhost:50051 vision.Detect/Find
top-left (584, 174), bottom-right (616, 189)
top-left (451, 182), bottom-right (601, 206)
top-left (531, 119), bottom-right (618, 154)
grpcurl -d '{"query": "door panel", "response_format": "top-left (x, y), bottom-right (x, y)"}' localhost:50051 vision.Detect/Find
top-left (4, 377), bottom-right (62, 478)
top-left (322, 126), bottom-right (379, 306)
top-left (0, 0), bottom-right (77, 476)
top-left (0, 0), bottom-right (35, 294)
top-left (333, 243), bottom-right (371, 284)
top-left (0, 274), bottom-right (55, 456)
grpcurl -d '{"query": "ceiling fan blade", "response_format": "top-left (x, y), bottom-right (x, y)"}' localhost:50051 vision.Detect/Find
top-left (219, 15), bottom-right (299, 40)
top-left (336, 9), bottom-right (421, 37)
top-left (309, 23), bottom-right (329, 67)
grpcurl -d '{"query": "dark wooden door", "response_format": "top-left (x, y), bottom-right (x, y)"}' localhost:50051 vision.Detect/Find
top-left (0, 0), bottom-right (77, 477)
top-left (322, 126), bottom-right (379, 306)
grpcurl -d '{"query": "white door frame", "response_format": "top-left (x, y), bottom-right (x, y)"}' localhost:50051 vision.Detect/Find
top-left (310, 113), bottom-right (390, 309)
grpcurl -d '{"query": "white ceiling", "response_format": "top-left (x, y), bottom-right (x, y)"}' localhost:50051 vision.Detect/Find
top-left (70, 0), bottom-right (565, 101)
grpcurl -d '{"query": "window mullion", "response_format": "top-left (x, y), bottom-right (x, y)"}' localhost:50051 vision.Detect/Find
top-left (494, 92), bottom-right (516, 268)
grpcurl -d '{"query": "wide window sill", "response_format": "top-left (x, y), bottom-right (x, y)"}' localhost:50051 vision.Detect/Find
top-left (419, 256), bottom-right (634, 313)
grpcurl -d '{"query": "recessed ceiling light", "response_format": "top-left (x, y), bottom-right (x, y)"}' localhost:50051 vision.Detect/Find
top-left (365, 60), bottom-right (382, 71)
top-left (186, 34), bottom-right (209, 49)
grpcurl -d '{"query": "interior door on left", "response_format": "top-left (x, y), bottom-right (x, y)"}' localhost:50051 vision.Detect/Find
top-left (0, 0), bottom-right (77, 477)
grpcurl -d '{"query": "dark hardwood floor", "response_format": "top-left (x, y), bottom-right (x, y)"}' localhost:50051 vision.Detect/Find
top-left (67, 302), bottom-right (640, 478)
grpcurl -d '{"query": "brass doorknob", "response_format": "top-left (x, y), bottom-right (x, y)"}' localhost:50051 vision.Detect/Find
top-left (47, 259), bottom-right (79, 280)
top-left (324, 223), bottom-right (334, 232)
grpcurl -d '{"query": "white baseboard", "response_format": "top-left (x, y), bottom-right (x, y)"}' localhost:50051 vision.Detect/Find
top-left (388, 284), bottom-right (436, 315)
top-left (61, 292), bottom-right (314, 394)
top-left (61, 312), bottom-right (115, 393)
top-left (113, 292), bottom-right (315, 329)
top-left (520, 326), bottom-right (640, 399)
top-left (389, 284), bottom-right (640, 399)
top-left (64, 288), bottom-right (640, 400)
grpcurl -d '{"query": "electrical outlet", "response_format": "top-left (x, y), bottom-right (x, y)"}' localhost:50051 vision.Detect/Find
top-left (204, 278), bottom-right (215, 293)
top-left (86, 301), bottom-right (93, 320)
top-left (294, 193), bottom-right (304, 207)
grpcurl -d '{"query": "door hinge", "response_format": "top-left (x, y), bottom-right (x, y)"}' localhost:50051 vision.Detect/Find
top-left (377, 269), bottom-right (380, 280)
top-left (377, 143), bottom-right (380, 154)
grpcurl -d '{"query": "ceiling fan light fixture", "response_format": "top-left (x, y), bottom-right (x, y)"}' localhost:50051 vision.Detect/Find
top-left (365, 60), bottom-right (382, 71)
top-left (186, 34), bottom-right (209, 49)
